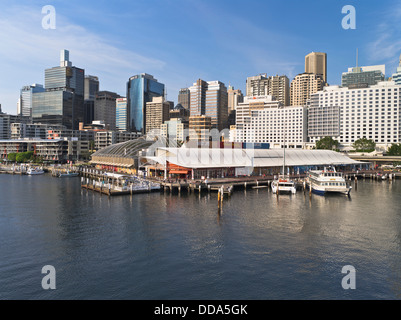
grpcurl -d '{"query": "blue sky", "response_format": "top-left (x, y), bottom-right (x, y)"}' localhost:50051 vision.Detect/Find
top-left (1, 0), bottom-right (401, 114)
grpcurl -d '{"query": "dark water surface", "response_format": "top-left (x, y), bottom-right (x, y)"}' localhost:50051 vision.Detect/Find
top-left (1, 174), bottom-right (401, 299)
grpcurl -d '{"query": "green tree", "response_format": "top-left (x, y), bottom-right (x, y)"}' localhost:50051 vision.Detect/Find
top-left (387, 143), bottom-right (401, 156)
top-left (316, 137), bottom-right (339, 150)
top-left (353, 138), bottom-right (376, 152)
top-left (7, 153), bottom-right (17, 162)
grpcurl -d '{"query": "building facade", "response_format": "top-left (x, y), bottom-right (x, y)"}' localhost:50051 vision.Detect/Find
top-left (341, 65), bottom-right (385, 87)
top-left (392, 54), bottom-right (401, 85)
top-left (116, 97), bottom-right (128, 131)
top-left (94, 91), bottom-right (120, 130)
top-left (19, 84), bottom-right (45, 118)
top-left (305, 52), bottom-right (327, 83)
top-left (126, 73), bottom-right (165, 133)
top-left (232, 95), bottom-right (307, 148)
top-left (246, 74), bottom-right (290, 106)
top-left (145, 96), bottom-right (171, 134)
top-left (178, 88), bottom-right (190, 110)
top-left (189, 79), bottom-right (228, 131)
top-left (290, 73), bottom-right (325, 106)
top-left (189, 115), bottom-right (212, 142)
top-left (308, 81), bottom-right (401, 150)
top-left (227, 86), bottom-right (244, 111)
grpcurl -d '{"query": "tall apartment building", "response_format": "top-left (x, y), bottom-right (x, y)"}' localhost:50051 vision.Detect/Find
top-left (227, 85), bottom-right (244, 111)
top-left (94, 91), bottom-right (120, 130)
top-left (116, 97), bottom-right (128, 131)
top-left (145, 96), bottom-right (171, 134)
top-left (305, 52), bottom-right (327, 83)
top-left (246, 74), bottom-right (290, 106)
top-left (178, 88), bottom-right (190, 110)
top-left (308, 81), bottom-right (401, 150)
top-left (290, 73), bottom-right (325, 106)
top-left (232, 95), bottom-right (307, 148)
top-left (161, 118), bottom-right (188, 144)
top-left (19, 84), bottom-right (45, 118)
top-left (32, 49), bottom-right (85, 130)
top-left (126, 73), bottom-right (165, 133)
top-left (341, 65), bottom-right (385, 87)
top-left (189, 79), bottom-right (228, 131)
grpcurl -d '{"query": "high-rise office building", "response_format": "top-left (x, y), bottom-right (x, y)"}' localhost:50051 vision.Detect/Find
top-left (83, 75), bottom-right (99, 125)
top-left (392, 54), bottom-right (401, 85)
top-left (305, 52), bottom-right (327, 83)
top-left (178, 88), bottom-right (190, 110)
top-left (116, 97), bottom-right (127, 131)
top-left (126, 73), bottom-right (165, 133)
top-left (145, 96), bottom-right (171, 134)
top-left (227, 86), bottom-right (244, 111)
top-left (189, 115), bottom-right (212, 141)
top-left (94, 91), bottom-right (120, 130)
top-left (189, 79), bottom-right (228, 131)
top-left (290, 73), bottom-right (325, 106)
top-left (341, 65), bottom-right (385, 88)
top-left (32, 50), bottom-right (85, 130)
top-left (19, 84), bottom-right (45, 118)
top-left (246, 74), bottom-right (290, 106)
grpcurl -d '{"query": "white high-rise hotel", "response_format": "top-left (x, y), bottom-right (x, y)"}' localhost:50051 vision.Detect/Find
top-left (231, 95), bottom-right (307, 148)
top-left (308, 81), bottom-right (401, 149)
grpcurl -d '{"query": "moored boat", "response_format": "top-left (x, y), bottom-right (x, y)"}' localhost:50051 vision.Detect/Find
top-left (26, 167), bottom-right (44, 175)
top-left (271, 176), bottom-right (297, 194)
top-left (307, 167), bottom-right (351, 196)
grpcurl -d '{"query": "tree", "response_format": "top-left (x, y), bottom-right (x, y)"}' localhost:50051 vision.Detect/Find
top-left (316, 137), bottom-right (339, 150)
top-left (353, 138), bottom-right (376, 152)
top-left (387, 143), bottom-right (401, 156)
top-left (7, 153), bottom-right (17, 162)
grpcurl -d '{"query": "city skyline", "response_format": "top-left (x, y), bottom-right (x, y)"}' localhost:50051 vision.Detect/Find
top-left (1, 0), bottom-right (401, 114)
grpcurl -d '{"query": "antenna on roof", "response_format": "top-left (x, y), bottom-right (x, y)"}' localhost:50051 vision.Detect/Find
top-left (356, 48), bottom-right (358, 68)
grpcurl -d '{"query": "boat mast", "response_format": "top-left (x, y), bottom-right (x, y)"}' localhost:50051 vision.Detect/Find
top-left (283, 118), bottom-right (286, 176)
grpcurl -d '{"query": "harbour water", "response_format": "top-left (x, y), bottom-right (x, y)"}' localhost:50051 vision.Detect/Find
top-left (1, 173), bottom-right (401, 299)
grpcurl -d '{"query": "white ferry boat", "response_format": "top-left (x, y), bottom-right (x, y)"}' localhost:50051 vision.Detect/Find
top-left (271, 176), bottom-right (296, 194)
top-left (307, 167), bottom-right (352, 196)
top-left (27, 167), bottom-right (44, 175)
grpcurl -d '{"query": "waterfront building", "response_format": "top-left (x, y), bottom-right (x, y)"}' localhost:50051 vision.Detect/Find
top-left (145, 96), bottom-right (171, 134)
top-left (0, 113), bottom-right (30, 140)
top-left (227, 86), bottom-right (244, 111)
top-left (246, 74), bottom-right (290, 106)
top-left (290, 73), bottom-right (325, 106)
top-left (341, 65), bottom-right (385, 87)
top-left (305, 52), bottom-right (327, 83)
top-left (32, 50), bottom-right (85, 130)
top-left (116, 98), bottom-right (128, 131)
top-left (126, 73), bottom-right (165, 133)
top-left (308, 80), bottom-right (401, 150)
top-left (233, 95), bottom-right (307, 148)
top-left (94, 91), bottom-right (120, 130)
top-left (392, 54), bottom-right (401, 85)
top-left (189, 79), bottom-right (228, 131)
top-left (19, 84), bottom-right (45, 118)
top-left (178, 88), bottom-right (190, 110)
top-left (94, 131), bottom-right (141, 151)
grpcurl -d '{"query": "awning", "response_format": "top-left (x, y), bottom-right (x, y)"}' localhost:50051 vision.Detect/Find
top-left (169, 170), bottom-right (189, 174)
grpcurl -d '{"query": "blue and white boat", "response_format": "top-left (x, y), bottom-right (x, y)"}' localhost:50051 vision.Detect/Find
top-left (307, 167), bottom-right (352, 196)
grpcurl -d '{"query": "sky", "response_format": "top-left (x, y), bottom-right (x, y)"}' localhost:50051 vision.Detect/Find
top-left (1, 0), bottom-right (401, 114)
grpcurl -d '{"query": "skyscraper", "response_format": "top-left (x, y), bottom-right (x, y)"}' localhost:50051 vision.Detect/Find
top-left (19, 84), bottom-right (45, 118)
top-left (145, 96), bottom-right (171, 134)
top-left (178, 88), bottom-right (190, 110)
top-left (246, 74), bottom-right (290, 106)
top-left (83, 75), bottom-right (99, 125)
top-left (32, 50), bottom-right (84, 130)
top-left (341, 65), bottom-right (385, 87)
top-left (227, 85), bottom-right (244, 111)
top-left (290, 73), bottom-right (325, 106)
top-left (94, 91), bottom-right (120, 130)
top-left (116, 98), bottom-right (127, 131)
top-left (189, 79), bottom-right (228, 131)
top-left (126, 73), bottom-right (165, 133)
top-left (392, 54), bottom-right (401, 85)
top-left (305, 52), bottom-right (327, 83)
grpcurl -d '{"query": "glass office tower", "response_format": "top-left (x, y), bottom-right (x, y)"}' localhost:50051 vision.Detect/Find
top-left (32, 50), bottom-right (84, 129)
top-left (116, 98), bottom-right (128, 131)
top-left (126, 73), bottom-right (165, 133)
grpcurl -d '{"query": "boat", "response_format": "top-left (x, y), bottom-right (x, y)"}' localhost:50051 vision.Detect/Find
top-left (26, 167), bottom-right (44, 175)
top-left (271, 176), bottom-right (297, 194)
top-left (306, 167), bottom-right (352, 196)
top-left (58, 170), bottom-right (79, 177)
top-left (271, 126), bottom-right (296, 194)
